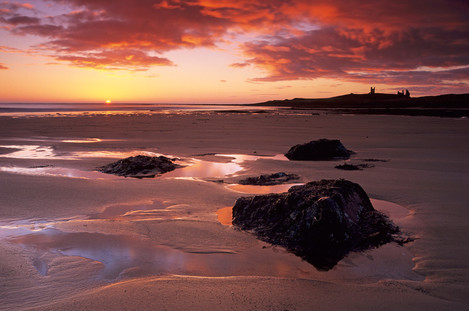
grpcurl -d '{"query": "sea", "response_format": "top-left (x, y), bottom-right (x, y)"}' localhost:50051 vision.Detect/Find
top-left (0, 102), bottom-right (269, 117)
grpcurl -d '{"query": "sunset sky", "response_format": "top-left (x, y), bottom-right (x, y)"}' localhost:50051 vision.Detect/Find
top-left (1, 0), bottom-right (468, 103)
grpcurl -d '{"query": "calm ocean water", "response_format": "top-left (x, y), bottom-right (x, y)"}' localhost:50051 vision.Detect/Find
top-left (0, 103), bottom-right (260, 116)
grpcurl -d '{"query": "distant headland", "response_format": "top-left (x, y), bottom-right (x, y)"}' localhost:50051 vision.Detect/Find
top-left (252, 88), bottom-right (469, 117)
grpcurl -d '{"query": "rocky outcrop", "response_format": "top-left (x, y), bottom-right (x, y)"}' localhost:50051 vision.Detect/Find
top-left (232, 179), bottom-right (402, 270)
top-left (238, 172), bottom-right (300, 186)
top-left (99, 155), bottom-right (180, 178)
top-left (285, 139), bottom-right (352, 161)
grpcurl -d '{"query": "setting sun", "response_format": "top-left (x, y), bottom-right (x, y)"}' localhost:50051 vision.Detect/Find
top-left (105, 99), bottom-right (111, 105)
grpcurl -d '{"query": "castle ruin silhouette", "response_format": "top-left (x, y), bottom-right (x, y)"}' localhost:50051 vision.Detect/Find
top-left (369, 87), bottom-right (410, 97)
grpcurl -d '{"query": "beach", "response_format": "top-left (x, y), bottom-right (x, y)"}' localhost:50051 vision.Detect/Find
top-left (0, 109), bottom-right (468, 310)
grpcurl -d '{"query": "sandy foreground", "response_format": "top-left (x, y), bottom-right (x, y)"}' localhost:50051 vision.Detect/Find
top-left (0, 110), bottom-right (468, 310)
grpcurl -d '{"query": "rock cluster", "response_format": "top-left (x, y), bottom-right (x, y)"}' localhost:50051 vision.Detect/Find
top-left (232, 179), bottom-right (402, 270)
top-left (99, 155), bottom-right (180, 178)
top-left (285, 139), bottom-right (353, 161)
top-left (238, 172), bottom-right (300, 186)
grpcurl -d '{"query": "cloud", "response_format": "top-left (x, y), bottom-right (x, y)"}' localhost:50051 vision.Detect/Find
top-left (5, 15), bottom-right (39, 24)
top-left (235, 1), bottom-right (469, 89)
top-left (0, 2), bottom-right (35, 11)
top-left (194, 0), bottom-right (293, 31)
top-left (55, 49), bottom-right (174, 71)
top-left (230, 62), bottom-right (251, 68)
top-left (0, 0), bottom-right (467, 91)
top-left (0, 63), bottom-right (8, 70)
top-left (242, 25), bottom-right (469, 84)
top-left (1, 0), bottom-right (231, 70)
top-left (0, 46), bottom-right (21, 53)
top-left (242, 27), bottom-right (362, 81)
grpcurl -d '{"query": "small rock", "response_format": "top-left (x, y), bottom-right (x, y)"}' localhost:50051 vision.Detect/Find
top-left (98, 155), bottom-right (181, 178)
top-left (335, 163), bottom-right (375, 170)
top-left (361, 158), bottom-right (389, 162)
top-left (285, 139), bottom-right (353, 161)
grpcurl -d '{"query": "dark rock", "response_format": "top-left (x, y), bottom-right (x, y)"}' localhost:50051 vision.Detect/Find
top-left (335, 163), bottom-right (362, 170)
top-left (335, 163), bottom-right (375, 170)
top-left (232, 179), bottom-right (402, 270)
top-left (285, 139), bottom-right (353, 161)
top-left (29, 165), bottom-right (54, 169)
top-left (238, 172), bottom-right (300, 186)
top-left (361, 158), bottom-right (389, 162)
top-left (99, 155), bottom-right (181, 178)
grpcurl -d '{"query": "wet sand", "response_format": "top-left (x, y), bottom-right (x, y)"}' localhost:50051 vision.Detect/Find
top-left (0, 111), bottom-right (468, 310)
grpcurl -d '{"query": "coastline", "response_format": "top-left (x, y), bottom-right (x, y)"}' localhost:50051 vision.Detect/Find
top-left (0, 109), bottom-right (468, 310)
top-left (251, 93), bottom-right (469, 118)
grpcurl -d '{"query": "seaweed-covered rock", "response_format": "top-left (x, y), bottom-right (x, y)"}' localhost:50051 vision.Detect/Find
top-left (99, 155), bottom-right (180, 178)
top-left (285, 139), bottom-right (352, 161)
top-left (232, 179), bottom-right (401, 270)
top-left (239, 172), bottom-right (300, 185)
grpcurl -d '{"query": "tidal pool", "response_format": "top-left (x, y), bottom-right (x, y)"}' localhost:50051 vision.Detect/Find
top-left (0, 142), bottom-right (287, 181)
top-left (7, 226), bottom-right (321, 281)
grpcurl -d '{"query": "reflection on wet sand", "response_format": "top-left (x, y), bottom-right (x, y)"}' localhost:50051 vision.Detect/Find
top-left (9, 227), bottom-right (316, 280)
top-left (164, 159), bottom-right (243, 178)
top-left (0, 166), bottom-right (121, 179)
top-left (61, 138), bottom-right (103, 143)
top-left (88, 200), bottom-right (171, 220)
top-left (10, 229), bottom-right (189, 279)
top-left (216, 153), bottom-right (288, 163)
top-left (0, 144), bottom-right (159, 160)
top-left (0, 145), bottom-right (57, 159)
top-left (216, 207), bottom-right (233, 226)
top-left (0, 142), bottom-right (288, 181)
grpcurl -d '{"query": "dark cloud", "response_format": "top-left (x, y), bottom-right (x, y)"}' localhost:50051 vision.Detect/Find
top-left (242, 27), bottom-right (362, 81)
top-left (5, 15), bottom-right (40, 25)
top-left (242, 25), bottom-right (469, 85)
top-left (13, 24), bottom-right (63, 36)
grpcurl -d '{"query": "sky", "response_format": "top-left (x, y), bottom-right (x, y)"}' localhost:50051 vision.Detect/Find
top-left (0, 0), bottom-right (468, 104)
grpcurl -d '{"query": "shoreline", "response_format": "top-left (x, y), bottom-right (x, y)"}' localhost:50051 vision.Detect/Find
top-left (0, 111), bottom-right (468, 310)
top-left (2, 94), bottom-right (469, 118)
top-left (252, 92), bottom-right (469, 118)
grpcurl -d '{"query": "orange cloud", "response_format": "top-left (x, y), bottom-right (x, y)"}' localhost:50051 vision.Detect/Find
top-left (0, 63), bottom-right (8, 70)
top-left (0, 0), bottom-right (467, 91)
top-left (230, 62), bottom-right (251, 68)
top-left (19, 3), bottom-right (34, 9)
top-left (55, 49), bottom-right (174, 71)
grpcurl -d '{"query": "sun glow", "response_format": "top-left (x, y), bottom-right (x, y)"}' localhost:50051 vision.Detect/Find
top-left (105, 99), bottom-right (112, 105)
